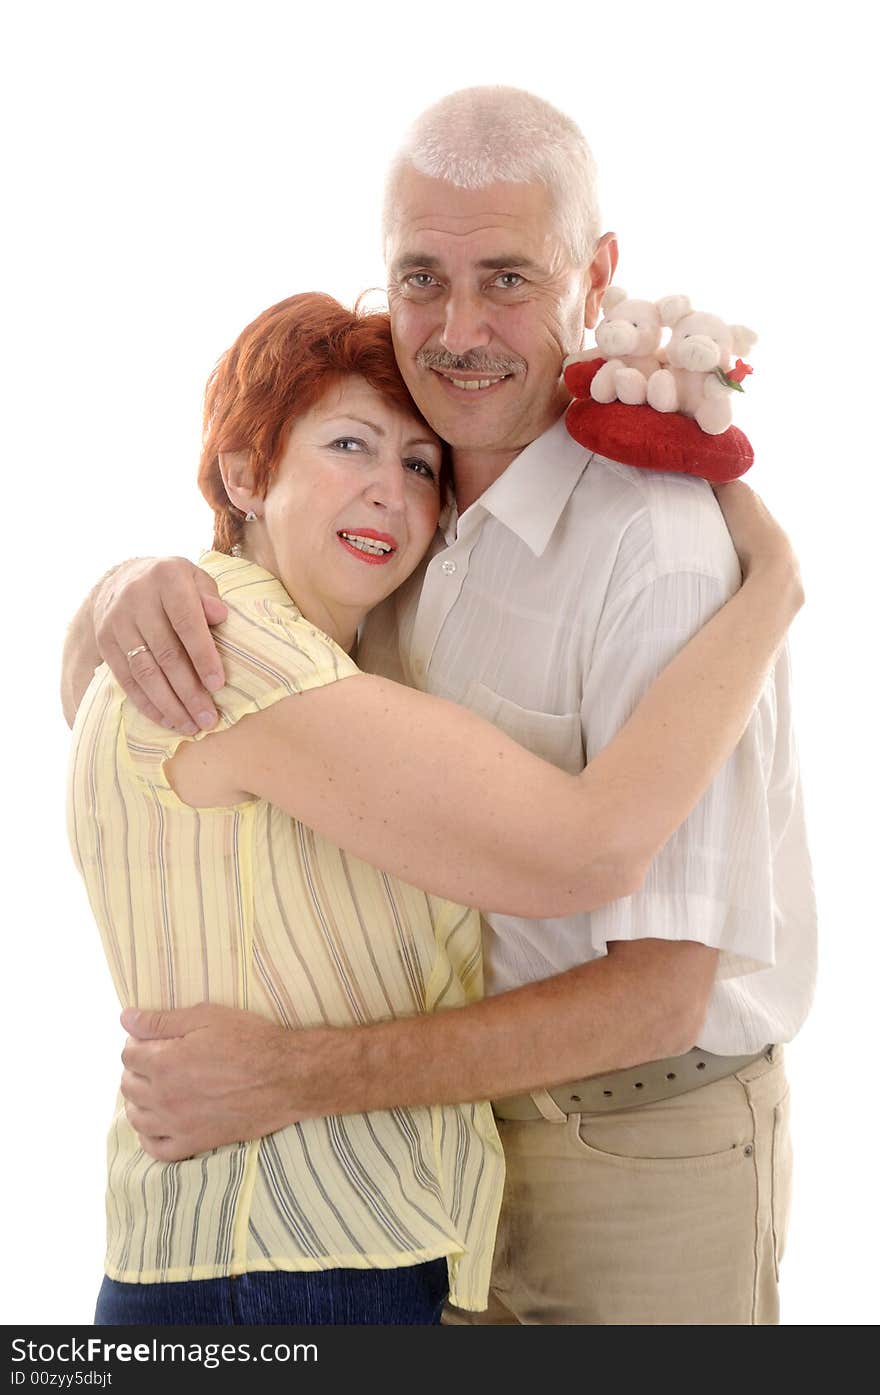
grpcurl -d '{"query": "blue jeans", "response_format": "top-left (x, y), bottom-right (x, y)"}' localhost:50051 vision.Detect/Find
top-left (95, 1260), bottom-right (449, 1325)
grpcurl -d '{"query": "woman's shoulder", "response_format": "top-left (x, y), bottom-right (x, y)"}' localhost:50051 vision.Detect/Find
top-left (120, 554), bottom-right (362, 792)
top-left (199, 549), bottom-right (301, 619)
top-left (199, 551), bottom-right (360, 706)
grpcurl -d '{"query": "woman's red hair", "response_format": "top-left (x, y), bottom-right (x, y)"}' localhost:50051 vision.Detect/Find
top-left (198, 292), bottom-right (443, 553)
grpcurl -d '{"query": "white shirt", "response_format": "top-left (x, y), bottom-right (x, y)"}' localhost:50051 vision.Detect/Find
top-left (359, 415), bottom-right (817, 1053)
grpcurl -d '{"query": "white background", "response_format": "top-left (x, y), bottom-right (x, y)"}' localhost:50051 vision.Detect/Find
top-left (3, 0), bottom-right (877, 1325)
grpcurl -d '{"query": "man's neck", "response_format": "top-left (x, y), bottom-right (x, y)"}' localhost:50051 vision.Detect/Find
top-left (449, 392), bottom-right (569, 516)
top-left (451, 446), bottom-right (521, 517)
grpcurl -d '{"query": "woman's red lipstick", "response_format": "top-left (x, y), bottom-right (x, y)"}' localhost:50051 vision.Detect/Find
top-left (336, 528), bottom-right (398, 565)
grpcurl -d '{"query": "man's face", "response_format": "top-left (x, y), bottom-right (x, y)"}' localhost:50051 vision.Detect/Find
top-left (386, 168), bottom-right (607, 455)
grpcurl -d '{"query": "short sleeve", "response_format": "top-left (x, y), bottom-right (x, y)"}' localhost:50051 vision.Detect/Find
top-left (123, 589), bottom-right (360, 790)
top-left (582, 566), bottom-right (782, 977)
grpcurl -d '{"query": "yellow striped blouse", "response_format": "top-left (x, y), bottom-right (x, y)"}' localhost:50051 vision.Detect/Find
top-left (67, 551), bottom-right (504, 1310)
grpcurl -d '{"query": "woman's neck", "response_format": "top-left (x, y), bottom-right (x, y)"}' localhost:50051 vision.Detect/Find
top-left (237, 539), bottom-right (361, 654)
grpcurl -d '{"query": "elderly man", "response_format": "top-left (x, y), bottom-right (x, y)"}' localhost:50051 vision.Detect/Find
top-left (62, 87), bottom-right (815, 1325)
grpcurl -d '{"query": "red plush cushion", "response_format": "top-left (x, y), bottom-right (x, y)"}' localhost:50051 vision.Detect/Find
top-left (563, 358), bottom-right (753, 483)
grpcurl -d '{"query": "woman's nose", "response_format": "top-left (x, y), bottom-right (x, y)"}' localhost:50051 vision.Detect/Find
top-left (366, 458), bottom-right (406, 511)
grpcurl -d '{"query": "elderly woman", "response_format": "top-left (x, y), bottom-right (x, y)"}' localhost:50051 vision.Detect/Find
top-left (68, 292), bottom-right (796, 1326)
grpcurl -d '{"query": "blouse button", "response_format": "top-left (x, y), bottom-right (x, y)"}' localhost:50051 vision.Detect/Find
top-left (441, 560), bottom-right (457, 575)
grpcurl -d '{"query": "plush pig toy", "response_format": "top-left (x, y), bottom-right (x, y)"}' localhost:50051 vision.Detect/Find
top-left (646, 296), bottom-right (757, 435)
top-left (563, 290), bottom-right (757, 482)
top-left (566, 287), bottom-right (666, 405)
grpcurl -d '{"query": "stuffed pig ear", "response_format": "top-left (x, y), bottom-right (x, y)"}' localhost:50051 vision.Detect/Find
top-left (601, 286), bottom-right (628, 314)
top-left (730, 324), bottom-right (758, 356)
top-left (656, 294), bottom-right (692, 327)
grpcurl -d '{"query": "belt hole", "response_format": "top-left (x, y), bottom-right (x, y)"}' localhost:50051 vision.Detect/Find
top-left (666, 1072), bottom-right (676, 1080)
top-left (696, 1061), bottom-right (706, 1071)
top-left (569, 1094), bottom-right (581, 1103)
top-left (603, 1089), bottom-right (613, 1098)
top-left (633, 1081), bottom-right (644, 1090)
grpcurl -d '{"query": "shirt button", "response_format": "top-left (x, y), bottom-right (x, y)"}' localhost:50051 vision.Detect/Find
top-left (441, 560), bottom-right (457, 575)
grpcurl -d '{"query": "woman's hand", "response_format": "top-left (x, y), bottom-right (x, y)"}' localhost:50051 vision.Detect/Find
top-left (713, 481), bottom-right (804, 608)
top-left (93, 557), bottom-right (229, 731)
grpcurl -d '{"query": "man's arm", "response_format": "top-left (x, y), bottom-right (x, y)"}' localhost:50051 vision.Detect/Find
top-left (121, 937), bottom-right (717, 1161)
top-left (60, 558), bottom-right (228, 730)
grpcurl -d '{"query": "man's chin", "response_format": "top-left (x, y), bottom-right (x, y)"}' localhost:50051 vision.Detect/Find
top-left (431, 421), bottom-right (514, 454)
top-left (415, 393), bottom-right (521, 451)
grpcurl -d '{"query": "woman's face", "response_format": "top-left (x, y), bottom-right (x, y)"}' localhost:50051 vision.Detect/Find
top-left (243, 375), bottom-right (443, 650)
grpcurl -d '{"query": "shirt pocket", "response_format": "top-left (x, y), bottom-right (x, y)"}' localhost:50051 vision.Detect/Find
top-left (465, 682), bottom-right (584, 774)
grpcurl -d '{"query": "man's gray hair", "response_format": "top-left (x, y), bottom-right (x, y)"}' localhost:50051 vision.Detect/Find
top-left (382, 86), bottom-right (601, 266)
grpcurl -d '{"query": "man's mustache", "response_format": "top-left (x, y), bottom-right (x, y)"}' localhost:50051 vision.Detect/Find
top-left (416, 348), bottom-right (526, 375)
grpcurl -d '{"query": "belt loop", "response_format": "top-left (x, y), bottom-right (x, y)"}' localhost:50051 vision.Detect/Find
top-left (529, 1088), bottom-right (569, 1123)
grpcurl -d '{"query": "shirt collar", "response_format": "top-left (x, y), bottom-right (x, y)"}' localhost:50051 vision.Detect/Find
top-left (447, 413), bottom-right (594, 557)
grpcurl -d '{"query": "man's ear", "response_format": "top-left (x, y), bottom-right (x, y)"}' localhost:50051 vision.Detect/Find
top-left (218, 450), bottom-right (260, 517)
top-left (583, 232), bottom-right (619, 330)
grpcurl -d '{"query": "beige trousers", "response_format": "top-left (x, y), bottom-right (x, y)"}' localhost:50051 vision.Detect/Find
top-left (445, 1047), bottom-right (792, 1325)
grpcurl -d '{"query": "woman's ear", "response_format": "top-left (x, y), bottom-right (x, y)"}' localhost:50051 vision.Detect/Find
top-left (218, 450), bottom-right (261, 518)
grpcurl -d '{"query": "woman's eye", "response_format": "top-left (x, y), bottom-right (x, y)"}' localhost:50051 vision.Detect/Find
top-left (330, 436), bottom-right (365, 452)
top-left (405, 457), bottom-right (438, 482)
top-left (493, 272), bottom-right (524, 289)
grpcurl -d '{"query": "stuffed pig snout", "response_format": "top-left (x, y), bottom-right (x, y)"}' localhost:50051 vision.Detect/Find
top-left (669, 335), bottom-right (722, 372)
top-left (596, 319), bottom-right (642, 356)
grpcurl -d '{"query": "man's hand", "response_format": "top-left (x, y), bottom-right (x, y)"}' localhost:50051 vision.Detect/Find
top-left (120, 1003), bottom-right (319, 1161)
top-left (94, 558), bottom-right (229, 731)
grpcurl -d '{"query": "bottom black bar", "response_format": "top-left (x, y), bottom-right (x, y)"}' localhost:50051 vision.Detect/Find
top-left (5, 1325), bottom-right (630, 1391)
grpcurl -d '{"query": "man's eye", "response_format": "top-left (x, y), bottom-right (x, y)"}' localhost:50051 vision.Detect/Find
top-left (405, 457), bottom-right (438, 482)
top-left (492, 272), bottom-right (524, 289)
top-left (406, 273), bottom-right (439, 290)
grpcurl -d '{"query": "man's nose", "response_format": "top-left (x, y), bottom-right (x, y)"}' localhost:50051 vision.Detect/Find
top-left (440, 290), bottom-right (492, 356)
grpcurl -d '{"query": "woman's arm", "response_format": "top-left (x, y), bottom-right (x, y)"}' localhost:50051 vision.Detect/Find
top-left (169, 483), bottom-right (802, 917)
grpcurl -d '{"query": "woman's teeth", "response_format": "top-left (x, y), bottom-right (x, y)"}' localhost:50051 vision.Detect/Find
top-left (339, 532), bottom-right (393, 556)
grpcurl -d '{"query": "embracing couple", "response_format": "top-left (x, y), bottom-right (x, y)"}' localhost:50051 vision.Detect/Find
top-left (63, 86), bottom-right (815, 1327)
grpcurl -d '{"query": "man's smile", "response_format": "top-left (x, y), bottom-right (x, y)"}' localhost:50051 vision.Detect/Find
top-left (430, 368), bottom-right (513, 396)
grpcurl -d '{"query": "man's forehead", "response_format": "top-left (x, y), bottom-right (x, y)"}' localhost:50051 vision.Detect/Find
top-left (388, 168), bottom-right (560, 261)
top-left (391, 244), bottom-right (548, 275)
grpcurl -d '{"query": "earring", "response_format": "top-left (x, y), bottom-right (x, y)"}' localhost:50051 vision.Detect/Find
top-left (245, 510), bottom-right (258, 523)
